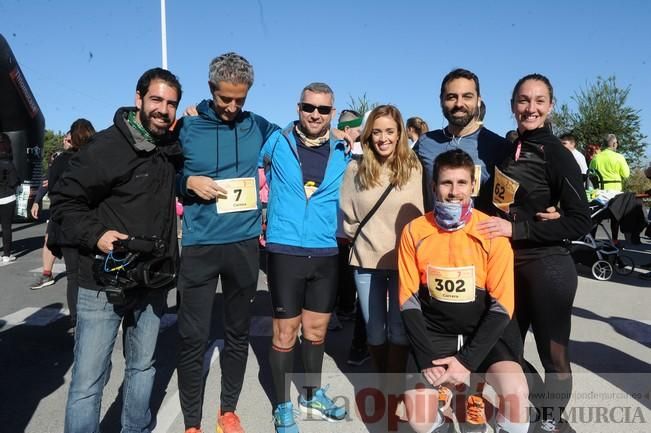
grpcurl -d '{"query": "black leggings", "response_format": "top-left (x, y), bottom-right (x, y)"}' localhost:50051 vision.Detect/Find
top-left (176, 239), bottom-right (259, 428)
top-left (0, 201), bottom-right (15, 256)
top-left (515, 253), bottom-right (577, 421)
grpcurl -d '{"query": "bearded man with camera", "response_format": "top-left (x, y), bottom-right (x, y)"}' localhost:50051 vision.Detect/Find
top-left (49, 67), bottom-right (183, 433)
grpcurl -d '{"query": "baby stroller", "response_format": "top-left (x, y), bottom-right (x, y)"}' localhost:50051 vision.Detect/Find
top-left (570, 199), bottom-right (635, 281)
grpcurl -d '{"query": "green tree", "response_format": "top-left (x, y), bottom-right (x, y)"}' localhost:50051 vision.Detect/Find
top-left (552, 76), bottom-right (647, 167)
top-left (42, 129), bottom-right (64, 173)
top-left (346, 93), bottom-right (379, 115)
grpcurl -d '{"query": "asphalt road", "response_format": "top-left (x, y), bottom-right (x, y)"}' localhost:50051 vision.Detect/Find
top-left (0, 218), bottom-right (650, 433)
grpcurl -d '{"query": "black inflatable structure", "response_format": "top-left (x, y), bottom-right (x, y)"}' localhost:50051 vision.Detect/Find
top-left (0, 33), bottom-right (45, 218)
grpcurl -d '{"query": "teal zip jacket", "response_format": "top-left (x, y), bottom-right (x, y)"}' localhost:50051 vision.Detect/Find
top-left (259, 122), bottom-right (351, 249)
top-left (178, 100), bottom-right (278, 246)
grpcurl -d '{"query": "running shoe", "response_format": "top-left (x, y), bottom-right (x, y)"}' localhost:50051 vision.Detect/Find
top-left (298, 385), bottom-right (346, 422)
top-left (30, 273), bottom-right (55, 290)
top-left (438, 386), bottom-right (453, 411)
top-left (184, 428), bottom-right (202, 433)
top-left (461, 394), bottom-right (488, 433)
top-left (346, 346), bottom-right (370, 366)
top-left (273, 402), bottom-right (299, 433)
top-left (1, 255), bottom-right (16, 263)
top-left (216, 411), bottom-right (244, 433)
top-left (536, 418), bottom-right (576, 433)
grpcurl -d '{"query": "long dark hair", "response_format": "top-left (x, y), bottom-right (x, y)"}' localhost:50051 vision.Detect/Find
top-left (69, 118), bottom-right (96, 151)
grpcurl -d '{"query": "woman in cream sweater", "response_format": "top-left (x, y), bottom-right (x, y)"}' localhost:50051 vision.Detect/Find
top-left (340, 104), bottom-right (424, 375)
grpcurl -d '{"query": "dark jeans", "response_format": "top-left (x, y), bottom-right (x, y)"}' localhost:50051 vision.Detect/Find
top-left (176, 239), bottom-right (259, 428)
top-left (0, 201), bottom-right (15, 256)
top-left (62, 247), bottom-right (80, 323)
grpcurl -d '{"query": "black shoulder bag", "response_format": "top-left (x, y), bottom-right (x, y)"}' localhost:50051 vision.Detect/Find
top-left (348, 183), bottom-right (394, 263)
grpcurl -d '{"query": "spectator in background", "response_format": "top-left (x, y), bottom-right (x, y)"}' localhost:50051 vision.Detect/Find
top-left (334, 109), bottom-right (371, 366)
top-left (337, 109), bottom-right (363, 154)
top-left (0, 133), bottom-right (20, 263)
top-left (30, 133), bottom-right (71, 288)
top-left (406, 116), bottom-right (429, 147)
top-left (560, 132), bottom-right (588, 178)
top-left (505, 129), bottom-right (519, 144)
top-left (476, 100), bottom-right (486, 125)
top-left (584, 142), bottom-right (601, 167)
top-left (589, 133), bottom-right (629, 191)
top-left (47, 119), bottom-right (96, 328)
top-left (589, 134), bottom-right (630, 242)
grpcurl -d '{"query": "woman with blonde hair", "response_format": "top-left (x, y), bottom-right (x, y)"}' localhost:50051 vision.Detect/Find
top-left (340, 104), bottom-right (423, 379)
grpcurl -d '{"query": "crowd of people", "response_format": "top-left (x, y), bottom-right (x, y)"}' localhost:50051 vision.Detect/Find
top-left (5, 52), bottom-right (643, 433)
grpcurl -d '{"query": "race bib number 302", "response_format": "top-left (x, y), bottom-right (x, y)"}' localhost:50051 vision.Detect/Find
top-left (426, 265), bottom-right (476, 303)
top-left (215, 177), bottom-right (258, 214)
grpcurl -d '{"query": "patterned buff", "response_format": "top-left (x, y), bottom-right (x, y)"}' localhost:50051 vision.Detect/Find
top-left (433, 199), bottom-right (473, 231)
top-left (127, 111), bottom-right (155, 143)
top-left (295, 124), bottom-right (330, 148)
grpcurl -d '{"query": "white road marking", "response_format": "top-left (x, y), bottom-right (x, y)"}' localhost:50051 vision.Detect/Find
top-left (0, 306), bottom-right (68, 333)
top-left (28, 263), bottom-right (67, 273)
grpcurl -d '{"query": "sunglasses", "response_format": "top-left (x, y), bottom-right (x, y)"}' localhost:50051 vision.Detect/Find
top-left (299, 103), bottom-right (332, 115)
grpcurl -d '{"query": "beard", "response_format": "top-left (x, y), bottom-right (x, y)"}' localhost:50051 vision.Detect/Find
top-left (139, 108), bottom-right (171, 138)
top-left (443, 106), bottom-right (477, 129)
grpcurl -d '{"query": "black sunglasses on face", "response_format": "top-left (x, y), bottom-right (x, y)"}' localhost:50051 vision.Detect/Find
top-left (299, 103), bottom-right (332, 115)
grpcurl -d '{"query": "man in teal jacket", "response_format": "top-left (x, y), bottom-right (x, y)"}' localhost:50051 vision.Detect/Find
top-left (176, 52), bottom-right (278, 433)
top-left (259, 82), bottom-right (351, 433)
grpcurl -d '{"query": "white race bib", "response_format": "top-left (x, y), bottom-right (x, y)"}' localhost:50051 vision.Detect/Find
top-left (215, 177), bottom-right (258, 214)
top-left (426, 265), bottom-right (476, 303)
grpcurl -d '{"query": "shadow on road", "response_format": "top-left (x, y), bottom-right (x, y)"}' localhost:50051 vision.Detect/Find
top-left (0, 303), bottom-right (73, 432)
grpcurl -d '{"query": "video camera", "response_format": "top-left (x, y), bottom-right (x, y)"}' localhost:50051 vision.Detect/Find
top-left (93, 235), bottom-right (176, 305)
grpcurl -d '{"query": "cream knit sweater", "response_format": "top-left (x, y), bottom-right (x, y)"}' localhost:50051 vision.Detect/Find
top-left (340, 160), bottom-right (424, 270)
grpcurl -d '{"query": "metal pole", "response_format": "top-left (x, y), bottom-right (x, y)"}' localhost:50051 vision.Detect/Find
top-left (160, 0), bottom-right (168, 69)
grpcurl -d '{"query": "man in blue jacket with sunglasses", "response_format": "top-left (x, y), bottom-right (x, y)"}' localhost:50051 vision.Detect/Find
top-left (259, 82), bottom-right (351, 433)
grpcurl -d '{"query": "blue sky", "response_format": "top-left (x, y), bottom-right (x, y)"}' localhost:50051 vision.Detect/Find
top-left (2, 0), bottom-right (650, 159)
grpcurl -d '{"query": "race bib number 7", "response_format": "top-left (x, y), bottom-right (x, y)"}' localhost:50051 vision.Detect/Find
top-left (215, 177), bottom-right (258, 214)
top-left (426, 265), bottom-right (476, 303)
top-left (493, 167), bottom-right (520, 213)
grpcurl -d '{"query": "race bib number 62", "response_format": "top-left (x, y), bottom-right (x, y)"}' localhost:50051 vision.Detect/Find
top-left (492, 167), bottom-right (520, 213)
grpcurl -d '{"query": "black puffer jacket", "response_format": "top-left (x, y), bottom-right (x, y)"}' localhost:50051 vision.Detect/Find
top-left (50, 107), bottom-right (182, 290)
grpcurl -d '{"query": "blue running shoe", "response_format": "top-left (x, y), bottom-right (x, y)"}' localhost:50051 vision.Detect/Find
top-left (273, 402), bottom-right (299, 433)
top-left (298, 385), bottom-right (347, 422)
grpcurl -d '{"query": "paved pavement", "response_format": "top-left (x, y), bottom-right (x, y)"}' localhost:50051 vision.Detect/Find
top-left (0, 218), bottom-right (650, 433)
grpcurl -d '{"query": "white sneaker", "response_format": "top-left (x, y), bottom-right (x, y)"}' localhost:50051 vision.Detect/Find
top-left (2, 255), bottom-right (16, 263)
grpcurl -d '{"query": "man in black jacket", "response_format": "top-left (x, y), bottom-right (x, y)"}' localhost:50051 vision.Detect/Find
top-left (50, 68), bottom-right (183, 433)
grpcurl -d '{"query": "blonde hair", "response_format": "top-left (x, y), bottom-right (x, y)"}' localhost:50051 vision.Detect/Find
top-left (357, 105), bottom-right (420, 190)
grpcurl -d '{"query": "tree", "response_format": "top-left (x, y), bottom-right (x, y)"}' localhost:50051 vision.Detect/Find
top-left (42, 129), bottom-right (64, 173)
top-left (346, 93), bottom-right (379, 116)
top-left (552, 76), bottom-right (647, 167)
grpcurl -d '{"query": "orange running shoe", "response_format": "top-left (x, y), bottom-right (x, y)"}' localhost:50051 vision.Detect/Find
top-left (437, 386), bottom-right (452, 411)
top-left (184, 428), bottom-right (203, 433)
top-left (462, 394), bottom-right (487, 433)
top-left (217, 411), bottom-right (244, 433)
